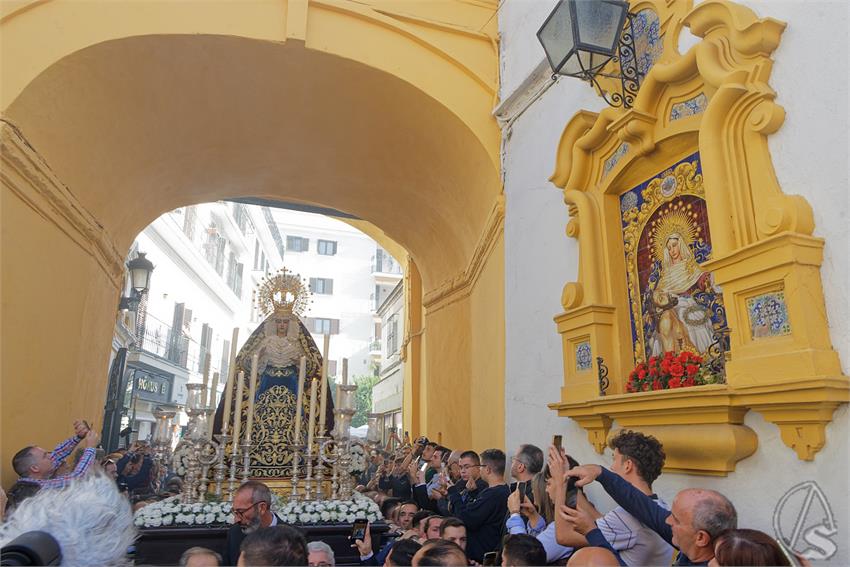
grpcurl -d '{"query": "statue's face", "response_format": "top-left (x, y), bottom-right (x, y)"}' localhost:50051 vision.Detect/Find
top-left (275, 319), bottom-right (289, 337)
top-left (666, 237), bottom-right (682, 261)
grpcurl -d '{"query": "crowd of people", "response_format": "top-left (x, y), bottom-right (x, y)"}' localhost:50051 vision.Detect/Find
top-left (0, 420), bottom-right (808, 566)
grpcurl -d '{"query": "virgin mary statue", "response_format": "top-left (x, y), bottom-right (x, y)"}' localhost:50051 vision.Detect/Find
top-left (213, 269), bottom-right (334, 479)
top-left (647, 210), bottom-right (718, 357)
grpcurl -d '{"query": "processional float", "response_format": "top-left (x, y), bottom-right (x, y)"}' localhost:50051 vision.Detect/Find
top-left (161, 268), bottom-right (361, 503)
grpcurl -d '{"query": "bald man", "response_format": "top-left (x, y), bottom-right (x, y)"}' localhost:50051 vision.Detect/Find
top-left (566, 465), bottom-right (736, 566)
top-left (566, 547), bottom-right (621, 567)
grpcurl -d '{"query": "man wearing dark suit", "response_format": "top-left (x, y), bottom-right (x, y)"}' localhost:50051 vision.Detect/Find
top-left (223, 480), bottom-right (285, 566)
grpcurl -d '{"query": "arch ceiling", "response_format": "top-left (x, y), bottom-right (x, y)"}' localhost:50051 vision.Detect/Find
top-left (1, 0), bottom-right (501, 290)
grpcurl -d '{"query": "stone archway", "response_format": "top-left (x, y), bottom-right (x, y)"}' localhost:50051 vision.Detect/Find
top-left (1, 1), bottom-right (505, 485)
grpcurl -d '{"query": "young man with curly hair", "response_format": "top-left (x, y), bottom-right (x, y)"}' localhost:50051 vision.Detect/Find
top-left (553, 430), bottom-right (675, 567)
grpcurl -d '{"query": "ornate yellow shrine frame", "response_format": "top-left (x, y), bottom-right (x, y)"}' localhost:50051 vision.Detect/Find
top-left (548, 0), bottom-right (848, 475)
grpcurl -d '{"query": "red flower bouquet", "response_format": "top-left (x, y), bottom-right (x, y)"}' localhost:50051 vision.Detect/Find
top-left (625, 351), bottom-right (722, 393)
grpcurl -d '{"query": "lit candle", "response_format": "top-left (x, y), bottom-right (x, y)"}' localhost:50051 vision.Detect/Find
top-left (245, 353), bottom-right (260, 444)
top-left (222, 327), bottom-right (240, 432)
top-left (294, 356), bottom-right (306, 445)
top-left (201, 352), bottom-right (211, 407)
top-left (232, 371), bottom-right (245, 450)
top-left (318, 334), bottom-right (330, 436)
top-left (342, 358), bottom-right (348, 386)
top-left (307, 377), bottom-right (318, 452)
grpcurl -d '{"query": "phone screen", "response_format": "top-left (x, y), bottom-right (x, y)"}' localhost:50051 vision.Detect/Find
top-left (350, 519), bottom-right (368, 542)
top-left (518, 481), bottom-right (526, 503)
top-left (553, 435), bottom-right (563, 450)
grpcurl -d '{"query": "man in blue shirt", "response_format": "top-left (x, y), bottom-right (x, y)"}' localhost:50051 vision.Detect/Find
top-left (564, 463), bottom-right (737, 566)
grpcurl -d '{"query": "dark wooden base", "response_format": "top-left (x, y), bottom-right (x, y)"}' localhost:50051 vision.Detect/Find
top-left (135, 523), bottom-right (390, 566)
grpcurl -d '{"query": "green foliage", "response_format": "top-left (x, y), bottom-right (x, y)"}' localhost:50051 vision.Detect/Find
top-left (351, 374), bottom-right (380, 428)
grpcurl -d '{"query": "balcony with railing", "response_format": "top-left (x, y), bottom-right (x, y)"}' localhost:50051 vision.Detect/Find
top-left (133, 316), bottom-right (199, 371)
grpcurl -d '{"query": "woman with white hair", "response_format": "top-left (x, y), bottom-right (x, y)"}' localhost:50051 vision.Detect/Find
top-left (0, 473), bottom-right (136, 566)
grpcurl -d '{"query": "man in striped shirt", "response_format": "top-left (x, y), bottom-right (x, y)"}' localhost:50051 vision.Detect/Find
top-left (553, 430), bottom-right (675, 566)
top-left (12, 420), bottom-right (99, 490)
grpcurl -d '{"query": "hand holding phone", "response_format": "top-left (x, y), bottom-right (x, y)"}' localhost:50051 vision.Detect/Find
top-left (482, 552), bottom-right (499, 565)
top-left (517, 481), bottom-right (526, 504)
top-left (553, 434), bottom-right (563, 451)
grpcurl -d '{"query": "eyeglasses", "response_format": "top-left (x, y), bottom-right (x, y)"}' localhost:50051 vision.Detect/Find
top-left (233, 501), bottom-right (266, 518)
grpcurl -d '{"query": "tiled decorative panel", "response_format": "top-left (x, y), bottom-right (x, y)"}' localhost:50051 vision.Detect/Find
top-left (604, 143), bottom-right (630, 178)
top-left (670, 93), bottom-right (708, 121)
top-left (619, 152), bottom-right (728, 369)
top-left (619, 9), bottom-right (663, 85)
top-left (747, 291), bottom-right (792, 339)
top-left (575, 341), bottom-right (593, 372)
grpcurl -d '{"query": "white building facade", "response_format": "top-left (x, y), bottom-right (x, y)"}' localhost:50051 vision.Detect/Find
top-left (499, 1), bottom-right (849, 563)
top-left (105, 201), bottom-right (284, 449)
top-left (268, 208), bottom-right (403, 383)
top-left (372, 281), bottom-right (405, 444)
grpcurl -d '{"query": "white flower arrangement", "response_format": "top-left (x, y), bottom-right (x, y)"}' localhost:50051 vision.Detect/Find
top-left (349, 444), bottom-right (367, 476)
top-left (277, 492), bottom-right (381, 525)
top-left (134, 491), bottom-right (381, 529)
top-left (133, 496), bottom-right (232, 529)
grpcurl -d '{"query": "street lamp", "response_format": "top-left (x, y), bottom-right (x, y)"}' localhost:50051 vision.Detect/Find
top-left (119, 252), bottom-right (155, 311)
top-left (537, 0), bottom-right (641, 108)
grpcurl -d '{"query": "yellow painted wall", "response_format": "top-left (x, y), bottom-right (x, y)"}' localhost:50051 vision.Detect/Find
top-left (469, 235), bottom-right (505, 451)
top-left (0, 0), bottom-right (505, 486)
top-left (1, 187), bottom-right (117, 483)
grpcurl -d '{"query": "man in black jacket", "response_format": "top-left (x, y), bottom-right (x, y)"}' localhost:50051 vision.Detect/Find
top-left (223, 481), bottom-right (284, 566)
top-left (447, 449), bottom-right (510, 563)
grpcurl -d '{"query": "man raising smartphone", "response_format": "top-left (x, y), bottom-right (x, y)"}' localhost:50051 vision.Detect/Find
top-left (11, 419), bottom-right (99, 491)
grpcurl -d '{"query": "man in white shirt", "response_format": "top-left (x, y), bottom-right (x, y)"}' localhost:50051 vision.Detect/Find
top-left (553, 430), bottom-right (675, 567)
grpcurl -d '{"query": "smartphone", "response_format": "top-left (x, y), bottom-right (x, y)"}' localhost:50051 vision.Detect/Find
top-left (350, 518), bottom-right (368, 542)
top-left (517, 481), bottom-right (526, 504)
top-left (482, 552), bottom-right (499, 566)
top-left (553, 434), bottom-right (563, 450)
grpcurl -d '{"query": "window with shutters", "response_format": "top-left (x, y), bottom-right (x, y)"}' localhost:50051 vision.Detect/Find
top-left (286, 235), bottom-right (309, 252)
top-left (309, 277), bottom-right (334, 295)
top-left (387, 314), bottom-right (399, 356)
top-left (198, 324), bottom-right (213, 372)
top-left (183, 206), bottom-right (198, 242)
top-left (310, 318), bottom-right (339, 335)
top-left (317, 240), bottom-right (338, 256)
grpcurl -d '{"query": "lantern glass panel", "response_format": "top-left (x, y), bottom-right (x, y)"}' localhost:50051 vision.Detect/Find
top-left (537, 0), bottom-right (575, 74)
top-left (575, 0), bottom-right (627, 54)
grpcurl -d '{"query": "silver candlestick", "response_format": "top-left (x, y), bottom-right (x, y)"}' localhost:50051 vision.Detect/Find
top-left (240, 442), bottom-right (253, 483)
top-left (213, 429), bottom-right (231, 499)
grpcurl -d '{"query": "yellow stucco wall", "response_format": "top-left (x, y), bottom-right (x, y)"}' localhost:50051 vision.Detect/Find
top-left (0, 0), bottom-right (504, 486)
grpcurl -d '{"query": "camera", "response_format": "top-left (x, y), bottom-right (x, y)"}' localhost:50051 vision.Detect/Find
top-left (0, 531), bottom-right (61, 566)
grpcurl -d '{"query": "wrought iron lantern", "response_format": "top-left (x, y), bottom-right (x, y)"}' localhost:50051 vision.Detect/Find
top-left (127, 252), bottom-right (155, 294)
top-left (537, 0), bottom-right (643, 108)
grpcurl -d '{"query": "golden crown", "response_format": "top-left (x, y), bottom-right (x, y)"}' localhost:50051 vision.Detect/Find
top-left (253, 268), bottom-right (311, 318)
top-left (649, 201), bottom-right (701, 262)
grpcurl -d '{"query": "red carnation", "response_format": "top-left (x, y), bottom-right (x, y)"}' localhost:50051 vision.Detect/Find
top-left (668, 376), bottom-right (682, 389)
top-left (686, 364), bottom-right (699, 377)
top-left (683, 377), bottom-right (696, 388)
top-left (649, 356), bottom-right (657, 366)
top-left (649, 367), bottom-right (658, 377)
top-left (678, 352), bottom-right (690, 364)
top-left (642, 383), bottom-right (650, 391)
top-left (638, 369), bottom-right (647, 380)
top-left (664, 351), bottom-right (674, 360)
top-left (670, 362), bottom-right (684, 377)
top-left (660, 360), bottom-right (671, 373)
top-left (652, 379), bottom-right (662, 390)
